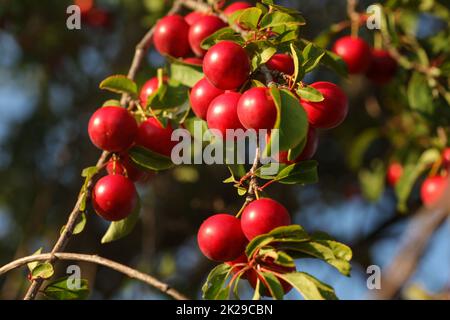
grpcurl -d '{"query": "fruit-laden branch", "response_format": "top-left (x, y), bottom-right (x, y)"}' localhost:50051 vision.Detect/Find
top-left (23, 0), bottom-right (186, 300)
top-left (372, 175), bottom-right (450, 299)
top-left (1, 253), bottom-right (188, 300)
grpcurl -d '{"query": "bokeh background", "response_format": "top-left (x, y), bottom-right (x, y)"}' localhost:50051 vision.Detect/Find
top-left (0, 0), bottom-right (448, 300)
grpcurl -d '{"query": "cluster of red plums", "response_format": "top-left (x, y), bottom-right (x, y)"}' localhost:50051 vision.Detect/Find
top-left (197, 198), bottom-right (295, 294)
top-left (75, 0), bottom-right (111, 28)
top-left (387, 148), bottom-right (450, 207)
top-left (332, 35), bottom-right (397, 84)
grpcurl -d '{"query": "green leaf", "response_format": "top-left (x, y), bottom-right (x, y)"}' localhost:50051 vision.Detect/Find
top-left (251, 46), bottom-right (277, 71)
top-left (265, 88), bottom-right (308, 155)
top-left (287, 137), bottom-right (307, 161)
top-left (146, 80), bottom-right (188, 109)
top-left (296, 86), bottom-right (324, 102)
top-left (395, 148), bottom-right (441, 211)
top-left (229, 7), bottom-right (263, 30)
top-left (170, 62), bottom-right (203, 88)
top-left (102, 99), bottom-right (121, 107)
top-left (80, 166), bottom-right (99, 211)
top-left (358, 159), bottom-right (386, 202)
top-left (227, 164), bottom-right (247, 180)
top-left (262, 0), bottom-right (304, 16)
top-left (44, 277), bottom-right (89, 300)
top-left (267, 160), bottom-right (318, 185)
top-left (129, 146), bottom-right (174, 171)
top-left (99, 75), bottom-right (137, 96)
top-left (269, 224), bottom-right (309, 240)
top-left (301, 43), bottom-right (326, 74)
top-left (202, 264), bottom-right (232, 300)
top-left (201, 27), bottom-right (244, 50)
top-left (260, 10), bottom-right (305, 29)
top-left (245, 234), bottom-right (275, 259)
top-left (61, 212), bottom-right (87, 235)
top-left (31, 262), bottom-right (54, 280)
top-left (290, 43), bottom-right (303, 83)
top-left (347, 128), bottom-right (381, 171)
top-left (27, 248), bottom-right (43, 272)
top-left (101, 197), bottom-right (141, 244)
top-left (260, 272), bottom-right (284, 300)
top-left (279, 272), bottom-right (338, 300)
top-left (407, 72), bottom-right (434, 114)
top-left (321, 50), bottom-right (348, 77)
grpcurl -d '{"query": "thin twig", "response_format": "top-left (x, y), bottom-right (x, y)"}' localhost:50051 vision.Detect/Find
top-left (2, 253), bottom-right (188, 300)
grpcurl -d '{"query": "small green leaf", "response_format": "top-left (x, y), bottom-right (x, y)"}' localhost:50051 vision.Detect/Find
top-left (265, 88), bottom-right (308, 155)
top-left (201, 27), bottom-right (244, 50)
top-left (99, 75), bottom-right (137, 96)
top-left (101, 197), bottom-right (141, 244)
top-left (237, 186), bottom-right (247, 196)
top-left (202, 264), bottom-right (232, 300)
top-left (269, 224), bottom-right (309, 240)
top-left (358, 159), bottom-right (386, 202)
top-left (80, 166), bottom-right (99, 211)
top-left (229, 7), bottom-right (263, 30)
top-left (44, 277), bottom-right (89, 300)
top-left (274, 160), bottom-right (318, 185)
top-left (102, 99), bottom-right (121, 107)
top-left (27, 248), bottom-right (43, 272)
top-left (296, 86), bottom-right (324, 102)
top-left (31, 262), bottom-right (54, 280)
top-left (321, 50), bottom-right (348, 77)
top-left (290, 43), bottom-right (303, 83)
top-left (301, 43), bottom-right (326, 74)
top-left (260, 272), bottom-right (284, 300)
top-left (129, 146), bottom-right (174, 171)
top-left (146, 80), bottom-right (188, 109)
top-left (279, 272), bottom-right (338, 300)
top-left (170, 62), bottom-right (203, 88)
top-left (260, 11), bottom-right (305, 29)
top-left (407, 72), bottom-right (434, 114)
top-left (61, 212), bottom-right (87, 235)
top-left (246, 234), bottom-right (275, 259)
top-left (252, 46), bottom-right (277, 71)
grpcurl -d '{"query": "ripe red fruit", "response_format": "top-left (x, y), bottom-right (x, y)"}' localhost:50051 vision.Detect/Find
top-left (84, 7), bottom-right (111, 28)
top-left (190, 77), bottom-right (225, 120)
top-left (366, 49), bottom-right (397, 84)
top-left (106, 154), bottom-right (147, 182)
top-left (237, 87), bottom-right (277, 131)
top-left (88, 106), bottom-right (137, 152)
top-left (135, 117), bottom-right (177, 157)
top-left (441, 148), bottom-right (450, 167)
top-left (386, 162), bottom-right (403, 187)
top-left (223, 1), bottom-right (252, 15)
top-left (184, 11), bottom-right (208, 26)
top-left (183, 57), bottom-right (203, 66)
top-left (277, 126), bottom-right (318, 163)
top-left (197, 214), bottom-right (247, 261)
top-left (153, 15), bottom-right (190, 58)
top-left (75, 0), bottom-right (94, 14)
top-left (332, 36), bottom-right (372, 74)
top-left (189, 16), bottom-right (227, 57)
top-left (139, 76), bottom-right (168, 107)
top-left (92, 175), bottom-right (137, 221)
top-left (203, 41), bottom-right (250, 90)
top-left (241, 198), bottom-right (291, 240)
top-left (266, 53), bottom-right (295, 75)
top-left (300, 81), bottom-right (348, 129)
top-left (247, 259), bottom-right (296, 296)
top-left (421, 176), bottom-right (447, 207)
top-left (207, 92), bottom-right (244, 138)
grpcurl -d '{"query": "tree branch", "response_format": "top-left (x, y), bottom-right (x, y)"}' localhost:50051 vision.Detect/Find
top-left (372, 175), bottom-right (450, 299)
top-left (2, 253), bottom-right (188, 300)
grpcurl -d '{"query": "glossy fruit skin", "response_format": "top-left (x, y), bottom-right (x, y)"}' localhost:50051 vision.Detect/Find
top-left (366, 49), bottom-right (397, 84)
top-left (184, 11), bottom-right (208, 25)
top-left (300, 81), bottom-right (348, 129)
top-left (237, 87), bottom-right (277, 131)
top-left (153, 15), bottom-right (190, 58)
top-left (247, 258), bottom-right (296, 296)
top-left (190, 77), bottom-right (225, 120)
top-left (88, 106), bottom-right (137, 152)
top-left (223, 1), bottom-right (252, 15)
top-left (139, 76), bottom-right (168, 107)
top-left (207, 92), bottom-right (244, 138)
top-left (106, 154), bottom-right (147, 182)
top-left (266, 53), bottom-right (295, 75)
top-left (135, 117), bottom-right (177, 157)
top-left (278, 126), bottom-right (318, 163)
top-left (241, 198), bottom-right (291, 240)
top-left (332, 36), bottom-right (372, 74)
top-left (189, 16), bottom-right (227, 57)
top-left (441, 148), bottom-right (450, 167)
top-left (197, 214), bottom-right (247, 261)
top-left (386, 162), bottom-right (403, 187)
top-left (183, 57), bottom-right (203, 66)
top-left (203, 41), bottom-right (250, 90)
top-left (92, 175), bottom-right (137, 221)
top-left (421, 176), bottom-right (447, 207)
